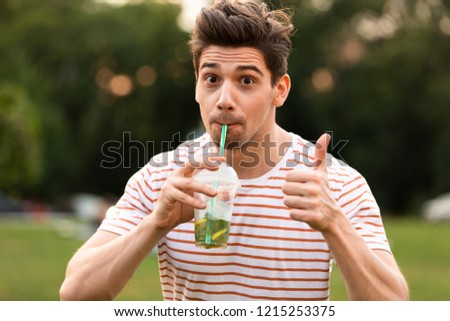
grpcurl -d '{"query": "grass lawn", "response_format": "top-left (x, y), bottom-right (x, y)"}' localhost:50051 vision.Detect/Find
top-left (330, 217), bottom-right (450, 300)
top-left (0, 216), bottom-right (449, 300)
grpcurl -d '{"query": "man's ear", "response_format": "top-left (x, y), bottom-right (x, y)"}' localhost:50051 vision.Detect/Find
top-left (273, 74), bottom-right (291, 108)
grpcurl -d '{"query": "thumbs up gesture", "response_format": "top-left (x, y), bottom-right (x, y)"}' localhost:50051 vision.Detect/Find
top-left (282, 133), bottom-right (341, 231)
top-left (314, 133), bottom-right (330, 173)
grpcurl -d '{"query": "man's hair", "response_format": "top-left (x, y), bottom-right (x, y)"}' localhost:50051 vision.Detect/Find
top-left (189, 0), bottom-right (294, 86)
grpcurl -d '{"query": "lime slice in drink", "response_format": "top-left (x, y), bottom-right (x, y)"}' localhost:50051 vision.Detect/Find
top-left (211, 228), bottom-right (228, 241)
top-left (195, 217), bottom-right (207, 226)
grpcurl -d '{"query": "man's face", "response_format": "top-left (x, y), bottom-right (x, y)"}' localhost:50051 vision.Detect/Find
top-left (195, 46), bottom-right (286, 149)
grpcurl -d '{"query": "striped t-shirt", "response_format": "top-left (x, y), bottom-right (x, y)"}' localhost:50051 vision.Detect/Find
top-left (99, 133), bottom-right (391, 300)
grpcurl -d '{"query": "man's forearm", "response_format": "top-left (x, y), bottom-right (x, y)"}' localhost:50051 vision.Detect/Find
top-left (60, 216), bottom-right (168, 300)
top-left (323, 214), bottom-right (409, 300)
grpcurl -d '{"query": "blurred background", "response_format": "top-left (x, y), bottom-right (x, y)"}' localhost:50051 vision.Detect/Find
top-left (1, 0), bottom-right (449, 300)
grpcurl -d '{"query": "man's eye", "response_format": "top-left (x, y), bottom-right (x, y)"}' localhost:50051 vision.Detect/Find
top-left (241, 77), bottom-right (254, 85)
top-left (206, 75), bottom-right (218, 83)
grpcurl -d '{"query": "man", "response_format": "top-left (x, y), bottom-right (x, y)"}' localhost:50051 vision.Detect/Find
top-left (60, 0), bottom-right (408, 300)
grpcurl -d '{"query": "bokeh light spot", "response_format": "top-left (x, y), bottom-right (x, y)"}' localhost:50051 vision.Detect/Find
top-left (109, 74), bottom-right (133, 96)
top-left (312, 68), bottom-right (334, 93)
top-left (136, 65), bottom-right (157, 87)
top-left (95, 68), bottom-right (114, 89)
top-left (440, 16), bottom-right (450, 35)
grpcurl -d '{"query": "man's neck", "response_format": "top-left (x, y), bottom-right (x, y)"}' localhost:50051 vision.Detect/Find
top-left (224, 126), bottom-right (291, 179)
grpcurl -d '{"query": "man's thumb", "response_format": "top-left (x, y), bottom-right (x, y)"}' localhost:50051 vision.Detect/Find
top-left (314, 133), bottom-right (330, 171)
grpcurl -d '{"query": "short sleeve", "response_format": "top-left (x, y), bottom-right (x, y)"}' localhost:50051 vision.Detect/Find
top-left (98, 164), bottom-right (157, 236)
top-left (336, 168), bottom-right (391, 253)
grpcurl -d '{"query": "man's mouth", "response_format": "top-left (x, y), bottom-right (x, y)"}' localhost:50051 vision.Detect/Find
top-left (211, 120), bottom-right (241, 127)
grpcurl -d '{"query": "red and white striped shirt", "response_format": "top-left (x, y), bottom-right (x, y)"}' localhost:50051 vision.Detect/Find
top-left (99, 133), bottom-right (391, 300)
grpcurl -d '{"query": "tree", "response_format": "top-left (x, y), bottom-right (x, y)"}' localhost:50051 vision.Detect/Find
top-left (276, 0), bottom-right (450, 212)
top-left (1, 0), bottom-right (449, 213)
top-left (0, 84), bottom-right (42, 191)
top-left (0, 0), bottom-right (198, 202)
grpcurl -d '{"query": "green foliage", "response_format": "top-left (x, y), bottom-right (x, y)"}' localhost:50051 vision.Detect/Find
top-left (0, 0), bottom-right (197, 201)
top-left (0, 0), bottom-right (449, 212)
top-left (0, 84), bottom-right (43, 189)
top-left (277, 0), bottom-right (450, 211)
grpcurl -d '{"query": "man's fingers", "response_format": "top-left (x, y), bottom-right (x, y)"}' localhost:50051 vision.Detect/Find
top-left (169, 176), bottom-right (217, 197)
top-left (284, 169), bottom-right (321, 183)
top-left (314, 133), bottom-right (330, 172)
top-left (180, 156), bottom-right (226, 176)
top-left (160, 157), bottom-right (224, 210)
top-left (283, 195), bottom-right (316, 210)
top-left (163, 180), bottom-right (218, 209)
top-left (164, 185), bottom-right (206, 209)
top-left (288, 208), bottom-right (312, 222)
top-left (282, 181), bottom-right (320, 197)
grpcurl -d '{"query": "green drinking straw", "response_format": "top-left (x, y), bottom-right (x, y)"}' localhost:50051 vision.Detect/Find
top-left (219, 124), bottom-right (227, 157)
top-left (205, 124), bottom-right (228, 245)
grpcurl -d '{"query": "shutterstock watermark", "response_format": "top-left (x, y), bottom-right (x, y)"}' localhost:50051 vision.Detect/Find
top-left (100, 131), bottom-right (349, 169)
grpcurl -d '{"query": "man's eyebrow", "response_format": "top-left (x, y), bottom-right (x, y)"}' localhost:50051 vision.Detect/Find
top-left (200, 62), bottom-right (264, 76)
top-left (236, 65), bottom-right (264, 76)
top-left (200, 62), bottom-right (218, 70)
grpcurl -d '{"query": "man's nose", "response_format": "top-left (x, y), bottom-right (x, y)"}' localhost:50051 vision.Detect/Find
top-left (216, 81), bottom-right (236, 112)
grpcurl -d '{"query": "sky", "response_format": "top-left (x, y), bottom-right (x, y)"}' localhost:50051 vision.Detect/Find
top-left (177, 0), bottom-right (210, 31)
